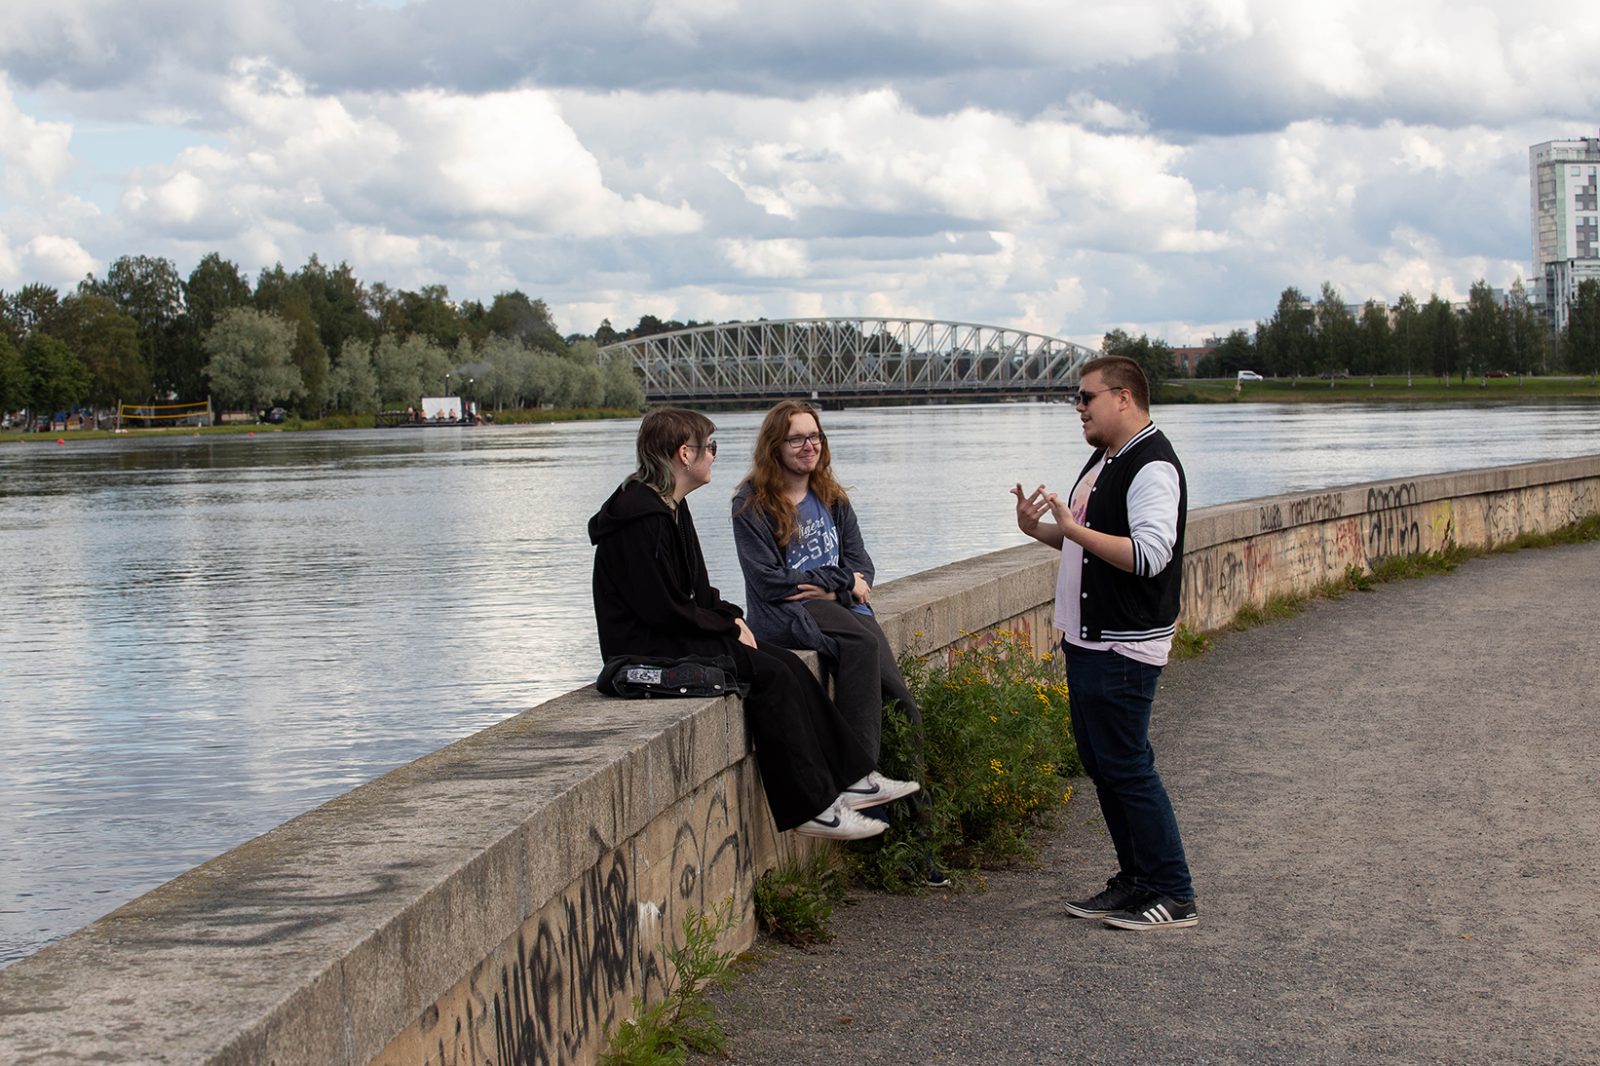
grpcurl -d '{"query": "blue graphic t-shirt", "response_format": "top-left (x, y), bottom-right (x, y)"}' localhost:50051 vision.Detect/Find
top-left (785, 491), bottom-right (871, 615)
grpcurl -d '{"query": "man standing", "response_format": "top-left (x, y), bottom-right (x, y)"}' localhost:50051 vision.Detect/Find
top-left (1012, 355), bottom-right (1196, 930)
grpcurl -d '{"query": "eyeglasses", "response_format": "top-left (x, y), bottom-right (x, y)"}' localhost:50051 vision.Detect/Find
top-left (782, 432), bottom-right (825, 450)
top-left (687, 440), bottom-right (717, 456)
top-left (1072, 387), bottom-right (1126, 408)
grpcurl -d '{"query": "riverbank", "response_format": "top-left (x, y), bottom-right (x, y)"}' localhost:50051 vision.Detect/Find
top-left (6, 457), bottom-right (1598, 1063)
top-left (1167, 373), bottom-right (1600, 403)
top-left (0, 406), bottom-right (643, 444)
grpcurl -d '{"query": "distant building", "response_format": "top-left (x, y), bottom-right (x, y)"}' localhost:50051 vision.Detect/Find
top-left (1529, 136), bottom-right (1600, 332)
top-left (1170, 338), bottom-right (1219, 377)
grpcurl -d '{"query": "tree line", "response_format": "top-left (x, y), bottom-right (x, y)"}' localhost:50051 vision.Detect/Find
top-left (0, 253), bottom-right (666, 422)
top-left (10, 253), bottom-right (1599, 422)
top-left (1191, 278), bottom-right (1600, 382)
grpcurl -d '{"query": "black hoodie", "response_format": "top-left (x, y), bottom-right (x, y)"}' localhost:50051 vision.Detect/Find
top-left (587, 479), bottom-right (744, 663)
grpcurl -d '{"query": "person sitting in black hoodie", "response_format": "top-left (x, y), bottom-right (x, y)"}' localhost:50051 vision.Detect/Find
top-left (588, 407), bottom-right (917, 839)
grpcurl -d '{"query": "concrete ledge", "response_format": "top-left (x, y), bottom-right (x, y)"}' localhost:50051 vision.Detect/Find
top-left (4, 453), bottom-right (1598, 1065)
top-left (1180, 456), bottom-right (1600, 631)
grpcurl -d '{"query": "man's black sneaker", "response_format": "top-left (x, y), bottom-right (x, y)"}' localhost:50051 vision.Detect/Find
top-left (1101, 895), bottom-right (1198, 930)
top-left (1063, 878), bottom-right (1143, 919)
top-left (925, 863), bottom-right (952, 889)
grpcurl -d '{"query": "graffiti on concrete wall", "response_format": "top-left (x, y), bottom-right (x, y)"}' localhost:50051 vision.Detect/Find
top-left (1180, 548), bottom-right (1246, 630)
top-left (377, 777), bottom-right (752, 1066)
top-left (1259, 492), bottom-right (1344, 533)
top-left (1366, 482), bottom-right (1422, 560)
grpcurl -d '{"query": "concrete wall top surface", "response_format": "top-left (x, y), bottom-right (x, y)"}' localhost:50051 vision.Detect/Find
top-left (0, 688), bottom-right (749, 1064)
top-left (1188, 455), bottom-right (1600, 549)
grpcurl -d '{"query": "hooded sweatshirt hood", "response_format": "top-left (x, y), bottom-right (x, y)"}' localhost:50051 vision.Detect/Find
top-left (588, 478), bottom-right (671, 545)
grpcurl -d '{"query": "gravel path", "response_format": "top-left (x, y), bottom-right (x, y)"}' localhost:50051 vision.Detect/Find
top-left (708, 541), bottom-right (1600, 1065)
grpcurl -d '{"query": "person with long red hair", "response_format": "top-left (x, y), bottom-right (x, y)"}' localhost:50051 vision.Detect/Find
top-left (732, 401), bottom-right (943, 883)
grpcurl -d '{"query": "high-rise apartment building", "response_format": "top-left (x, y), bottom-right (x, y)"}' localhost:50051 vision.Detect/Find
top-left (1529, 136), bottom-right (1600, 331)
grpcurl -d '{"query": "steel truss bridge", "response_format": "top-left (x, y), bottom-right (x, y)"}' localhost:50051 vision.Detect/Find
top-left (597, 317), bottom-right (1096, 404)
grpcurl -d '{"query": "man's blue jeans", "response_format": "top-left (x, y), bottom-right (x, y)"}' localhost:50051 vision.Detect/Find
top-left (1064, 643), bottom-right (1194, 902)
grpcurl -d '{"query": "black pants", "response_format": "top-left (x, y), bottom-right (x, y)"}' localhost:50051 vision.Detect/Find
top-left (801, 600), bottom-right (923, 761)
top-left (731, 639), bottom-right (874, 831)
top-left (801, 600), bottom-right (935, 848)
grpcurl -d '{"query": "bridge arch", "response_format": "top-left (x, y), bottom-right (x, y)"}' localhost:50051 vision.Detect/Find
top-left (597, 316), bottom-right (1096, 404)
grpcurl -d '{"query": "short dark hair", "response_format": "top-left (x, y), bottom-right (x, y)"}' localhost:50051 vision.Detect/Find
top-left (631, 407), bottom-right (716, 495)
top-left (1080, 355), bottom-right (1149, 411)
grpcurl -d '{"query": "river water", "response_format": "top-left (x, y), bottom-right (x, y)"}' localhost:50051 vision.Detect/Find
top-left (3, 399), bottom-right (1599, 964)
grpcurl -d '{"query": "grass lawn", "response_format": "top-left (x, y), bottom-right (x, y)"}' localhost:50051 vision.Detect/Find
top-left (1167, 374), bottom-right (1600, 404)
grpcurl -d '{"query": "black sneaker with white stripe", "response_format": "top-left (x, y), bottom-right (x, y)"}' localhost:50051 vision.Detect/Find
top-left (1101, 894), bottom-right (1198, 930)
top-left (1064, 877), bottom-right (1143, 919)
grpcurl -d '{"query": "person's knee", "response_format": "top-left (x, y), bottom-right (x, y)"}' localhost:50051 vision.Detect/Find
top-left (1089, 745), bottom-right (1158, 789)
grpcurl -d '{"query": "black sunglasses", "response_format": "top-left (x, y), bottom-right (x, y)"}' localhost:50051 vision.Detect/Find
top-left (1072, 387), bottom-right (1126, 407)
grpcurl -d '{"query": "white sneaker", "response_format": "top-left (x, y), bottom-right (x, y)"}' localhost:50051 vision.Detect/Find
top-left (840, 770), bottom-right (921, 810)
top-left (794, 800), bottom-right (889, 840)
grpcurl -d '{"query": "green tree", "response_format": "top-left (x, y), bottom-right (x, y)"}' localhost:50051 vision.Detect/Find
top-left (1505, 278), bottom-right (1546, 379)
top-left (23, 333), bottom-right (92, 414)
top-left (1392, 292), bottom-right (1422, 382)
top-left (1208, 329), bottom-right (1255, 377)
top-left (1461, 280), bottom-right (1509, 382)
top-left (371, 332), bottom-right (452, 405)
top-left (396, 285), bottom-right (466, 349)
top-left (1099, 328), bottom-right (1174, 402)
top-left (169, 253), bottom-right (254, 401)
top-left (203, 308), bottom-right (302, 412)
top-left (292, 256), bottom-right (373, 359)
top-left (49, 293), bottom-right (147, 406)
top-left (252, 262), bottom-right (300, 313)
top-left (86, 255), bottom-right (185, 393)
top-left (1314, 282), bottom-right (1359, 385)
top-left (184, 253), bottom-right (252, 328)
top-left (562, 363), bottom-right (605, 408)
top-left (0, 334), bottom-right (30, 414)
top-left (525, 351), bottom-right (572, 407)
top-left (1260, 287), bottom-right (1315, 382)
top-left (281, 300), bottom-right (329, 416)
top-left (485, 290), bottom-right (566, 354)
top-left (328, 338), bottom-right (380, 412)
top-left (1563, 278), bottom-right (1600, 381)
top-left (1357, 300), bottom-right (1392, 383)
top-left (601, 358), bottom-right (644, 408)
top-left (1, 283), bottom-right (62, 345)
top-left (366, 282), bottom-right (406, 337)
top-left (1421, 295), bottom-right (1460, 384)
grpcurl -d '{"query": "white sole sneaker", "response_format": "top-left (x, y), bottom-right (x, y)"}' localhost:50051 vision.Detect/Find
top-left (840, 771), bottom-right (921, 810)
top-left (794, 802), bottom-right (888, 840)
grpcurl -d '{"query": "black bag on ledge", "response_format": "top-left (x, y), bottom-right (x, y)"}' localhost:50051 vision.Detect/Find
top-left (596, 654), bottom-right (751, 699)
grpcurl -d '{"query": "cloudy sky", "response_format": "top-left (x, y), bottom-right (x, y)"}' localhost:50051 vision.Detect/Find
top-left (2, 0), bottom-right (1596, 347)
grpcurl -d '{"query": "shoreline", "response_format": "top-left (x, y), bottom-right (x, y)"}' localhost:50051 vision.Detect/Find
top-left (1166, 373), bottom-right (1600, 403)
top-left (7, 379), bottom-right (1600, 444)
top-left (0, 406), bottom-right (643, 445)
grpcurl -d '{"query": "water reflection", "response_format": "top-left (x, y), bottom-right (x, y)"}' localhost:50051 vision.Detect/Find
top-left (3, 401), bottom-right (1598, 964)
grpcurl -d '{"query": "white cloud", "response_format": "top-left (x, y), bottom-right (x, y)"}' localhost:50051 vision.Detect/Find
top-left (3, 1), bottom-right (1594, 343)
top-left (0, 77), bottom-right (75, 199)
top-left (0, 228), bottom-right (19, 283)
top-left (700, 88), bottom-right (1223, 260)
top-left (722, 238), bottom-right (809, 278)
top-left (115, 60), bottom-right (702, 256)
top-left (23, 234), bottom-right (97, 284)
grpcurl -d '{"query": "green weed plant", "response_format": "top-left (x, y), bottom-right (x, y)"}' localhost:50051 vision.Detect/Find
top-left (875, 630), bottom-right (1081, 877)
top-left (599, 899), bottom-right (737, 1066)
top-left (752, 848), bottom-right (850, 947)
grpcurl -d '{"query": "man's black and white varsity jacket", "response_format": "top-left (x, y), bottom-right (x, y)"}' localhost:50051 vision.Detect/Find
top-left (1075, 422), bottom-right (1187, 643)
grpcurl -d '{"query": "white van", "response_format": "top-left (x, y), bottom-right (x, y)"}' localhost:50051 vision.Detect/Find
top-left (1236, 370), bottom-right (1264, 381)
